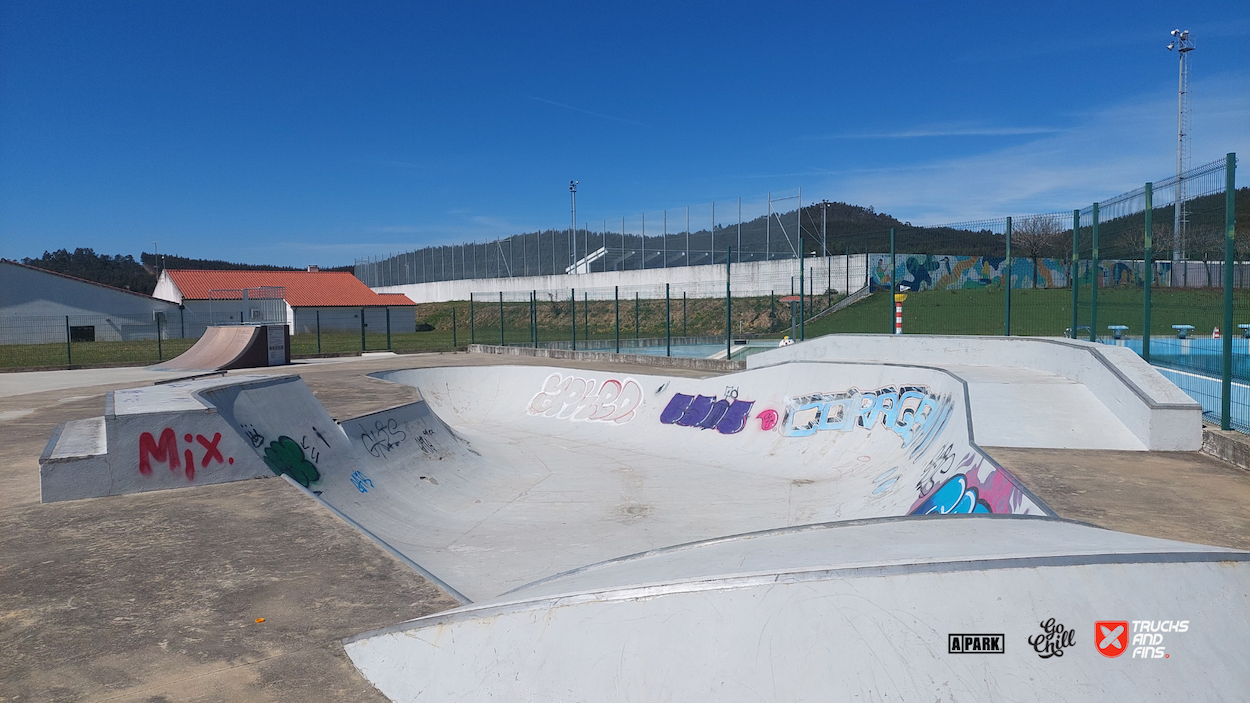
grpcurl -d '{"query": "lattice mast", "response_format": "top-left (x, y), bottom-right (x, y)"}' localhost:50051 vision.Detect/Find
top-left (1167, 29), bottom-right (1195, 268)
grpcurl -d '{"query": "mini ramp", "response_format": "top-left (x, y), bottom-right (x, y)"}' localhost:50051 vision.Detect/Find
top-left (150, 324), bottom-right (289, 372)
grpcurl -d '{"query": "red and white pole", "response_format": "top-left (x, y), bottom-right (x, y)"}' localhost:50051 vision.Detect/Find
top-left (893, 292), bottom-right (907, 335)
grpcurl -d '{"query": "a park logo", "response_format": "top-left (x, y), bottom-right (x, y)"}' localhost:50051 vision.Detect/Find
top-left (1096, 621), bottom-right (1129, 658)
top-left (948, 634), bottom-right (1005, 654)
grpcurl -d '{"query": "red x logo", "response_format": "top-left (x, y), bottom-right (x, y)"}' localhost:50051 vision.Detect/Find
top-left (1096, 621), bottom-right (1129, 658)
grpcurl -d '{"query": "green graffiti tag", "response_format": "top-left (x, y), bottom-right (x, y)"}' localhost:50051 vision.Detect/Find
top-left (262, 436), bottom-right (320, 487)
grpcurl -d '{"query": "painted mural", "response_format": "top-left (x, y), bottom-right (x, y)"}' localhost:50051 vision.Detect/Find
top-left (869, 254), bottom-right (1175, 292)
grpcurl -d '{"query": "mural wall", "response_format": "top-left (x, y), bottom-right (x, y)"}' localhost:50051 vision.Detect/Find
top-left (868, 254), bottom-right (1178, 292)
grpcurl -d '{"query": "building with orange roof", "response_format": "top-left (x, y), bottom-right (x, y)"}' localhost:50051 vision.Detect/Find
top-left (154, 267), bottom-right (416, 337)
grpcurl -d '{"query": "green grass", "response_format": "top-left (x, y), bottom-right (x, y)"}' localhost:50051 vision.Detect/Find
top-left (0, 337), bottom-right (199, 369)
top-left (804, 286), bottom-right (1250, 338)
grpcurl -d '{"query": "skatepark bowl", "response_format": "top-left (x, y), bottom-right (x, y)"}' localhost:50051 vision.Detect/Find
top-left (34, 335), bottom-right (1250, 700)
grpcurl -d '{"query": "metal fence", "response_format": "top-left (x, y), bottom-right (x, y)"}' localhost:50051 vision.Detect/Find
top-left (0, 307), bottom-right (459, 369)
top-left (353, 189), bottom-right (903, 286)
top-left (442, 154), bottom-right (1244, 430)
top-left (0, 314), bottom-right (193, 368)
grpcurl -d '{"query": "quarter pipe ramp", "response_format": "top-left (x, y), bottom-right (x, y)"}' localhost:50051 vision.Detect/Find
top-left (150, 324), bottom-right (289, 372)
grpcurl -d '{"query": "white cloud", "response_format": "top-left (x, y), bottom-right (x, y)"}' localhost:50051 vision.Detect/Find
top-left (810, 125), bottom-right (1065, 139)
top-left (814, 71), bottom-right (1250, 225)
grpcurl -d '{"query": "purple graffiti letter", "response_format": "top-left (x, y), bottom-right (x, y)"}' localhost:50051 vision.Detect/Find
top-left (660, 394), bottom-right (694, 425)
top-left (714, 399), bottom-right (755, 434)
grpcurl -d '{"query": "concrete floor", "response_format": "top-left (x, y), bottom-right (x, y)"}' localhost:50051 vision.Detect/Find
top-left (1, 352), bottom-right (1247, 701)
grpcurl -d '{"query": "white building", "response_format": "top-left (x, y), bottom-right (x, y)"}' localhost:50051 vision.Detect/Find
top-left (0, 259), bottom-right (180, 344)
top-left (153, 268), bottom-right (416, 338)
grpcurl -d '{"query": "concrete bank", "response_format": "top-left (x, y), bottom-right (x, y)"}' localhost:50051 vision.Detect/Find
top-left (469, 343), bottom-right (745, 372)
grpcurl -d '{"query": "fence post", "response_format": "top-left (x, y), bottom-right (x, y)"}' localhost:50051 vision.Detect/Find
top-left (665, 283), bottom-right (671, 357)
top-left (156, 314), bottom-right (163, 361)
top-left (584, 292), bottom-right (588, 342)
top-left (889, 227), bottom-right (896, 334)
top-left (1072, 210), bottom-right (1080, 339)
top-left (615, 286), bottom-right (620, 353)
top-left (635, 292), bottom-right (640, 340)
top-left (1222, 152), bottom-right (1237, 431)
top-left (682, 292), bottom-right (687, 337)
top-left (316, 310), bottom-right (322, 354)
top-left (726, 246), bottom-right (732, 358)
top-left (1004, 216), bottom-right (1012, 336)
top-left (386, 307), bottom-right (392, 350)
top-left (531, 290), bottom-right (537, 348)
top-left (452, 307), bottom-right (457, 349)
top-left (360, 307), bottom-right (366, 351)
top-left (470, 293), bottom-right (475, 344)
top-left (1090, 203), bottom-right (1099, 342)
top-left (499, 292), bottom-right (504, 346)
top-left (65, 315), bottom-right (72, 365)
top-left (1143, 183), bottom-right (1153, 363)
top-left (799, 230), bottom-right (805, 341)
top-left (571, 288), bottom-right (576, 350)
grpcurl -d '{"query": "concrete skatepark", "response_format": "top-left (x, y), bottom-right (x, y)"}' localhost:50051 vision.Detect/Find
top-left (5, 336), bottom-right (1250, 701)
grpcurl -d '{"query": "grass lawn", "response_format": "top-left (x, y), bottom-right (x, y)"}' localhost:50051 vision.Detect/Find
top-left (805, 286), bottom-right (1249, 339)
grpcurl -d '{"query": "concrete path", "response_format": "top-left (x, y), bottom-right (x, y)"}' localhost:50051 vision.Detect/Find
top-left (988, 444), bottom-right (1250, 550)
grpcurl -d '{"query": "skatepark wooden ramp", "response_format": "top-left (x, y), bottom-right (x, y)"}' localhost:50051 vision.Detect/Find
top-left (151, 324), bottom-right (289, 372)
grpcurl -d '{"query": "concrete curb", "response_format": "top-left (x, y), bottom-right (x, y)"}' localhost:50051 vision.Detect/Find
top-left (1201, 426), bottom-right (1250, 473)
top-left (468, 344), bottom-right (745, 372)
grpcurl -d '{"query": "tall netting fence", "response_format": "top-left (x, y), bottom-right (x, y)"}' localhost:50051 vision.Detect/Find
top-left (417, 155), bottom-right (1243, 428)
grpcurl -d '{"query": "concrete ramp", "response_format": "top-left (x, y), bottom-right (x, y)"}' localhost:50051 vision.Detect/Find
top-left (35, 359), bottom-right (1247, 700)
top-left (39, 375), bottom-right (277, 502)
top-left (750, 335), bottom-right (1203, 451)
top-left (345, 516), bottom-right (1250, 701)
top-left (150, 324), bottom-right (289, 372)
top-left (302, 362), bottom-right (1046, 600)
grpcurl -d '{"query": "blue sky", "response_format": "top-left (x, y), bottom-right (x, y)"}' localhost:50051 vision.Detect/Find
top-left (2, 1), bottom-right (1247, 267)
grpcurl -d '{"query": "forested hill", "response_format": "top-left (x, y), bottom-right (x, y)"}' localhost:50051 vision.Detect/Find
top-left (17, 248), bottom-right (349, 296)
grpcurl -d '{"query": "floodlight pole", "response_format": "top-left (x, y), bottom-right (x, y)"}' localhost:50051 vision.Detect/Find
top-left (569, 181), bottom-right (579, 273)
top-left (1167, 30), bottom-right (1194, 279)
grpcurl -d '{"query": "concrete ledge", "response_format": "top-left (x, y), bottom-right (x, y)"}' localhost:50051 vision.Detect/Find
top-left (1202, 425), bottom-right (1250, 473)
top-left (468, 344), bottom-right (745, 372)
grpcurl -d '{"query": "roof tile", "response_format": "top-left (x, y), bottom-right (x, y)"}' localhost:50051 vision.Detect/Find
top-left (166, 270), bottom-right (413, 307)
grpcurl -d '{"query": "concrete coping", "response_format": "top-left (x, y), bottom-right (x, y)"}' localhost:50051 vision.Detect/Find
top-left (468, 344), bottom-right (745, 372)
top-left (749, 335), bottom-right (1199, 411)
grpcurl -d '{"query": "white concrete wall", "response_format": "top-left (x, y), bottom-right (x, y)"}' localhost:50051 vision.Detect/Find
top-left (0, 261), bottom-right (180, 344)
top-left (747, 335), bottom-right (1202, 451)
top-left (375, 255), bottom-right (871, 303)
top-left (291, 306), bottom-right (415, 335)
